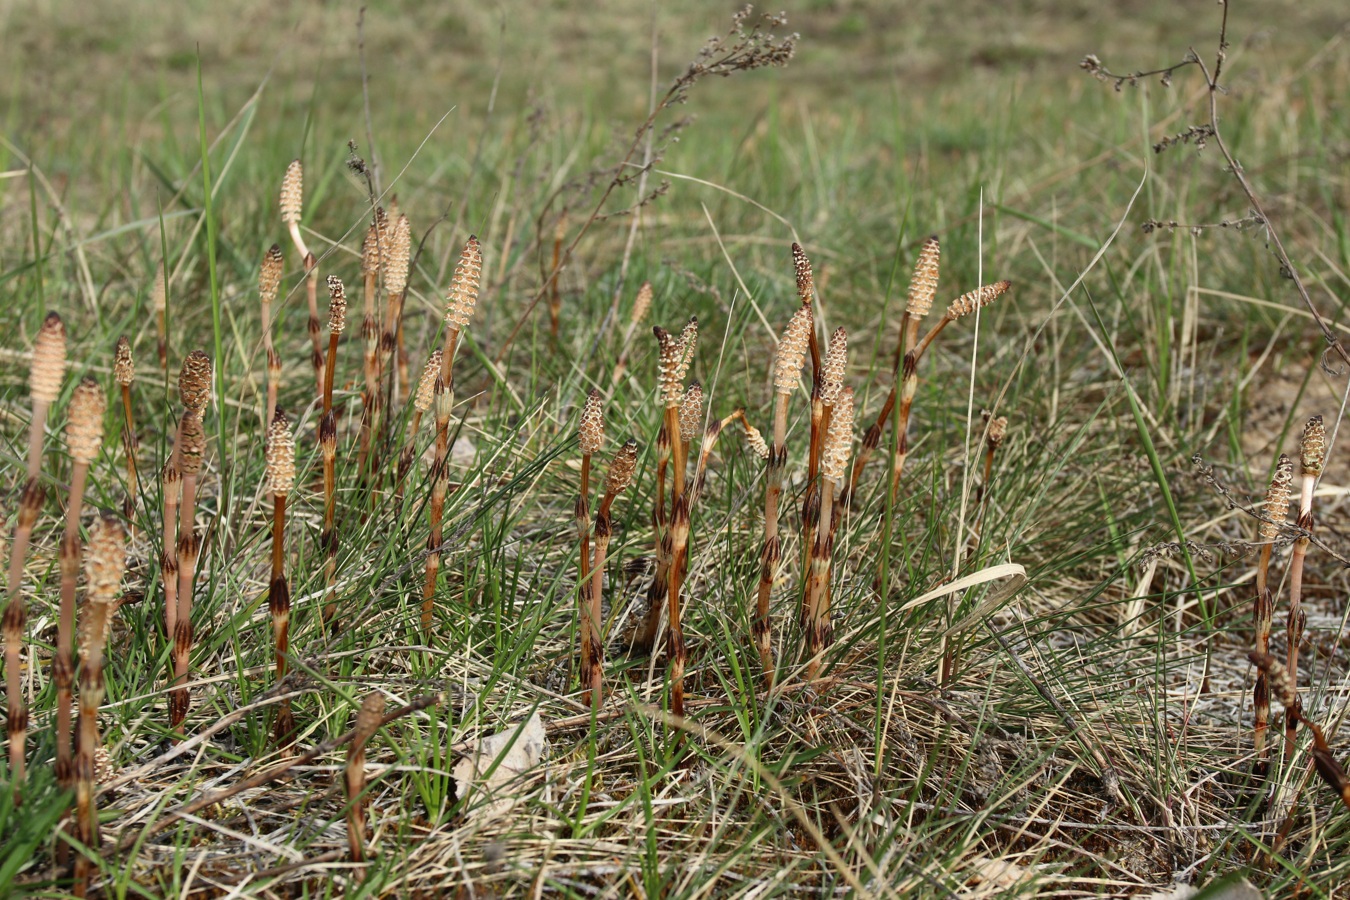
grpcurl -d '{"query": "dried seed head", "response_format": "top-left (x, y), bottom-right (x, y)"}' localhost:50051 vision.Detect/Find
top-left (355, 692), bottom-right (386, 736)
top-left (740, 417), bottom-right (770, 460)
top-left (772, 304), bottom-right (813, 394)
top-left (93, 747), bottom-right (115, 784)
top-left (30, 311), bottom-right (67, 404)
top-left (906, 236), bottom-right (941, 318)
top-left (265, 411), bottom-right (296, 496)
top-left (606, 439), bottom-right (639, 497)
top-left (679, 382), bottom-right (704, 440)
top-left (1301, 416), bottom-right (1326, 478)
top-left (987, 415), bottom-right (1009, 449)
top-left (1250, 651), bottom-right (1298, 709)
top-left (675, 317), bottom-right (698, 384)
top-left (178, 351), bottom-right (212, 414)
top-left (655, 327), bottom-right (684, 408)
top-left (84, 515), bottom-right (127, 605)
top-left (279, 159), bottom-right (303, 225)
top-left (415, 351), bottom-right (443, 413)
top-left (178, 413), bottom-right (206, 477)
top-left (820, 327), bottom-right (847, 405)
top-left (947, 280), bottom-right (1012, 320)
top-left (260, 244), bottom-right (284, 306)
top-left (67, 377), bottom-right (106, 466)
top-left (327, 276), bottom-right (348, 334)
top-left (632, 281), bottom-right (653, 324)
top-left (361, 221), bottom-right (380, 276)
top-left (1260, 455), bottom-right (1295, 542)
top-left (822, 386), bottom-right (854, 483)
top-left (445, 236), bottom-right (482, 331)
top-left (151, 263), bottom-right (167, 313)
top-left (792, 242), bottom-right (814, 304)
top-left (385, 214), bottom-right (412, 296)
top-left (114, 336), bottom-right (134, 387)
top-left (579, 389), bottom-right (605, 455)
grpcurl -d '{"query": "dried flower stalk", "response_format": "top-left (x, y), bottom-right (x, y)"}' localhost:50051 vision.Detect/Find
top-left (381, 214), bottom-right (411, 409)
top-left (1254, 454), bottom-right (1293, 767)
top-left (114, 337), bottom-right (139, 517)
top-left (56, 378), bottom-right (105, 788)
top-left (421, 376), bottom-right (452, 632)
top-left (804, 387), bottom-right (852, 680)
top-left (72, 516), bottom-right (126, 897)
top-left (6, 311), bottom-right (66, 801)
top-left (802, 328), bottom-right (846, 595)
top-left (396, 351), bottom-right (441, 503)
top-left (358, 220), bottom-right (383, 486)
top-left (1286, 416), bottom-right (1324, 758)
top-left (577, 389), bottom-right (605, 695)
top-left (346, 692), bottom-right (386, 867)
top-left (259, 244), bottom-right (284, 433)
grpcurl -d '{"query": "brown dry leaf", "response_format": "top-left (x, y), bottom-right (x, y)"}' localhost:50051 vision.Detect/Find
top-left (452, 711), bottom-right (547, 820)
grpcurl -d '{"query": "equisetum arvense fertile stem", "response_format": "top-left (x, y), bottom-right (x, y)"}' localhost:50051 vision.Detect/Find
top-left (266, 412), bottom-right (297, 748)
top-left (1286, 416), bottom-right (1324, 758)
top-left (577, 390), bottom-right (604, 697)
top-left (1253, 454), bottom-right (1292, 769)
top-left (585, 439), bottom-right (637, 707)
top-left (114, 337), bottom-right (139, 519)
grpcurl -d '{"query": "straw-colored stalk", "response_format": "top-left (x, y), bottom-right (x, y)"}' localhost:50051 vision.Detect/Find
top-left (266, 413), bottom-right (297, 747)
top-left (1253, 455), bottom-right (1292, 768)
top-left (845, 236), bottom-right (939, 507)
top-left (752, 303), bottom-right (811, 687)
top-left (632, 322), bottom-right (697, 657)
top-left (585, 439), bottom-right (637, 707)
top-left (804, 387), bottom-right (852, 681)
top-left (577, 390), bottom-right (604, 695)
top-left (259, 244), bottom-right (284, 433)
top-left (5, 311), bottom-right (65, 802)
top-left (151, 263), bottom-right (168, 368)
top-left (279, 160), bottom-right (324, 399)
top-left (611, 281), bottom-right (653, 385)
top-left (323, 276), bottom-right (347, 413)
top-left (972, 412), bottom-right (1008, 544)
top-left (802, 328), bottom-right (846, 592)
top-left (397, 352), bottom-right (441, 503)
top-left (56, 378), bottom-right (105, 788)
top-left (662, 327), bottom-right (694, 714)
top-left (548, 213), bottom-right (566, 339)
top-left (114, 337), bottom-right (138, 518)
top-left (170, 352), bottom-right (211, 735)
top-left (889, 280), bottom-right (1011, 503)
top-left (421, 377), bottom-right (452, 632)
top-left (72, 516), bottom-right (126, 898)
top-left (160, 462), bottom-right (181, 648)
top-left (381, 214), bottom-right (411, 410)
top-left (358, 220), bottom-right (382, 484)
top-left (1286, 417), bottom-right (1324, 758)
top-left (346, 692), bottom-right (386, 867)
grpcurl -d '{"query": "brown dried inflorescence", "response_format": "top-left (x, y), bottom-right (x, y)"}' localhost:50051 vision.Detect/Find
top-left (279, 160), bottom-right (303, 225)
top-left (606, 439), bottom-right (639, 497)
top-left (792, 242), bottom-right (814, 304)
top-left (773, 304), bottom-right (812, 394)
top-left (327, 276), bottom-right (348, 334)
top-left (178, 351), bottom-right (213, 415)
top-left (739, 416), bottom-right (770, 460)
top-left (655, 327), bottom-right (684, 408)
top-left (114, 337), bottom-right (135, 387)
top-left (80, 516), bottom-right (126, 650)
top-left (680, 382), bottom-right (704, 441)
top-left (675, 317), bottom-right (699, 384)
top-left (31, 312), bottom-right (67, 404)
top-left (415, 351), bottom-right (443, 413)
top-left (822, 386), bottom-right (854, 483)
top-left (178, 414), bottom-right (206, 478)
top-left (385, 215), bottom-right (412, 297)
top-left (1301, 415), bottom-right (1326, 477)
top-left (266, 413), bottom-right (296, 496)
top-left (820, 328), bottom-right (847, 405)
top-left (67, 378), bottom-right (106, 466)
top-left (905, 236), bottom-right (941, 318)
top-left (986, 414), bottom-right (1009, 449)
top-left (445, 236), bottom-right (483, 331)
top-left (1260, 455), bottom-right (1294, 542)
top-left (946, 280), bottom-right (1012, 320)
top-left (260, 245), bottom-right (284, 305)
top-left (361, 221), bottom-right (380, 276)
top-left (579, 389), bottom-right (605, 455)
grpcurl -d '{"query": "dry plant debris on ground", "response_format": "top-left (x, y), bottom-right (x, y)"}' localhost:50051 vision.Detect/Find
top-left (3, 1), bottom-right (1350, 897)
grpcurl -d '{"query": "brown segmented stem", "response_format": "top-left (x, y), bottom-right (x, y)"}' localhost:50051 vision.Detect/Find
top-left (304, 252), bottom-right (325, 400)
top-left (972, 412), bottom-right (1009, 548)
top-left (56, 378), bottom-right (105, 788)
top-left (319, 412), bottom-right (339, 623)
top-left (323, 275), bottom-right (347, 415)
top-left (804, 387), bottom-right (852, 681)
top-left (396, 351), bottom-right (442, 503)
top-left (73, 516), bottom-right (126, 897)
top-left (422, 377), bottom-right (452, 632)
top-left (358, 219), bottom-right (382, 490)
top-left (792, 242), bottom-right (821, 382)
top-left (160, 462), bottom-right (181, 651)
top-left (1254, 454), bottom-right (1293, 769)
top-left (346, 693), bottom-right (386, 867)
top-left (576, 390), bottom-right (603, 699)
top-left (259, 245), bottom-right (283, 430)
top-left (584, 440), bottom-right (638, 708)
top-left (171, 410), bottom-right (206, 738)
top-left (1286, 416), bottom-right (1324, 758)
top-left (266, 412), bottom-right (296, 749)
top-left (803, 328), bottom-right (846, 601)
top-left (630, 415), bottom-right (672, 656)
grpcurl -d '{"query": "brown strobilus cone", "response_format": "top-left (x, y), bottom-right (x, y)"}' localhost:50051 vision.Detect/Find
top-left (1285, 417), bottom-right (1325, 759)
top-left (319, 277), bottom-right (347, 621)
top-left (259, 244), bottom-right (284, 434)
top-left (169, 352), bottom-right (211, 737)
top-left (803, 386), bottom-right (852, 681)
top-left (585, 440), bottom-right (638, 708)
top-left (55, 378), bottom-right (106, 788)
top-left (265, 411), bottom-right (297, 748)
top-left (358, 219), bottom-right (383, 486)
top-left (396, 351), bottom-right (442, 504)
top-left (576, 390), bottom-right (604, 698)
top-left (6, 311), bottom-right (66, 803)
top-left (1253, 455), bottom-right (1293, 771)
top-left (114, 337), bottom-right (139, 519)
top-left (279, 159), bottom-right (325, 398)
